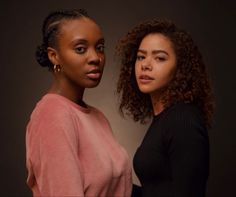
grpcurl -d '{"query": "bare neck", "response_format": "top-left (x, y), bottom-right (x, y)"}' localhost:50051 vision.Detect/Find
top-left (150, 93), bottom-right (165, 116)
top-left (48, 76), bottom-right (85, 106)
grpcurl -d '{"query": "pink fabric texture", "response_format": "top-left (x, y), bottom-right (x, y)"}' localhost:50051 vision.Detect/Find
top-left (26, 94), bottom-right (132, 197)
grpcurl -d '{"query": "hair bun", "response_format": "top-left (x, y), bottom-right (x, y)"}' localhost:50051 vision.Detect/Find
top-left (35, 44), bottom-right (52, 68)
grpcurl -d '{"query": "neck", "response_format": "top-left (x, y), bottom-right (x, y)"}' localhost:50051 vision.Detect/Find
top-left (48, 76), bottom-right (85, 106)
top-left (150, 92), bottom-right (165, 116)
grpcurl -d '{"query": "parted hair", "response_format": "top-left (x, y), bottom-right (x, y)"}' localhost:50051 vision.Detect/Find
top-left (116, 19), bottom-right (214, 127)
top-left (35, 9), bottom-right (89, 70)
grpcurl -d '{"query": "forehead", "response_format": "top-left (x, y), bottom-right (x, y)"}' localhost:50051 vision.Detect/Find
top-left (58, 17), bottom-right (103, 44)
top-left (139, 33), bottom-right (173, 51)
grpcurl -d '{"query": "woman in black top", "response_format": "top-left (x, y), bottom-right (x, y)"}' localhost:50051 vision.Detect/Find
top-left (116, 19), bottom-right (214, 197)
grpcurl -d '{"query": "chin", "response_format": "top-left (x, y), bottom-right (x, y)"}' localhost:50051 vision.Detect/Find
top-left (86, 81), bottom-right (100, 88)
top-left (139, 88), bottom-right (152, 94)
top-left (137, 85), bottom-right (151, 94)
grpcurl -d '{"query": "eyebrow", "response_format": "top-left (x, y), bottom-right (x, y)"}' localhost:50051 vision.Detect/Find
top-left (71, 37), bottom-right (105, 45)
top-left (138, 49), bottom-right (169, 55)
top-left (71, 38), bottom-right (87, 44)
top-left (98, 38), bottom-right (105, 43)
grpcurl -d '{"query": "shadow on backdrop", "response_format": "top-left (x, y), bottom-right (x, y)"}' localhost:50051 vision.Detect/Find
top-left (0, 0), bottom-right (235, 196)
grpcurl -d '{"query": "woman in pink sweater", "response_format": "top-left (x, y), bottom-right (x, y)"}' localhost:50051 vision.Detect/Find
top-left (26, 9), bottom-right (132, 197)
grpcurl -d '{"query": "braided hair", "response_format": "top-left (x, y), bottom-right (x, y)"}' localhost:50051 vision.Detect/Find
top-left (35, 9), bottom-right (89, 70)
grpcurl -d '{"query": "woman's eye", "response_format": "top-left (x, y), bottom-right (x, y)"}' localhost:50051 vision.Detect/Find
top-left (97, 44), bottom-right (105, 53)
top-left (156, 56), bottom-right (166, 61)
top-left (137, 55), bottom-right (144, 60)
top-left (75, 46), bottom-right (86, 54)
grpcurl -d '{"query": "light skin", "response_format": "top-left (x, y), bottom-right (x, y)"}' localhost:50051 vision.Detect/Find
top-left (135, 33), bottom-right (177, 115)
top-left (47, 17), bottom-right (105, 106)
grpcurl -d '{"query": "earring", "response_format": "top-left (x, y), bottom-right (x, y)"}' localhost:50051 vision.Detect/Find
top-left (53, 64), bottom-right (61, 72)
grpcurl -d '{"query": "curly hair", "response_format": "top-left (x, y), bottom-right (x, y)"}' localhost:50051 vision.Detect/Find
top-left (35, 8), bottom-right (89, 70)
top-left (116, 19), bottom-right (214, 127)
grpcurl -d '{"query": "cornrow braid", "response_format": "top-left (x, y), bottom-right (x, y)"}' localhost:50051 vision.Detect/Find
top-left (35, 9), bottom-right (89, 69)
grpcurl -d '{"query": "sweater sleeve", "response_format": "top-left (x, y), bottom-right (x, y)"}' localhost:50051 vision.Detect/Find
top-left (28, 101), bottom-right (84, 196)
top-left (165, 104), bottom-right (209, 197)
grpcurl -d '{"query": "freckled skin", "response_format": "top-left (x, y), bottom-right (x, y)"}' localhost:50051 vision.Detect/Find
top-left (135, 33), bottom-right (176, 96)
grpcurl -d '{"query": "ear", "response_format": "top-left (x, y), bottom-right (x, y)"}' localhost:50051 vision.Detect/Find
top-left (47, 47), bottom-right (60, 65)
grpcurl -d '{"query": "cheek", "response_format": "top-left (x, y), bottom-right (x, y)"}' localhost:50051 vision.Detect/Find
top-left (164, 69), bottom-right (176, 86)
top-left (134, 63), bottom-right (139, 78)
top-left (163, 61), bottom-right (176, 77)
top-left (60, 51), bottom-right (85, 66)
top-left (156, 65), bottom-right (176, 85)
top-left (168, 65), bottom-right (177, 79)
top-left (100, 58), bottom-right (106, 69)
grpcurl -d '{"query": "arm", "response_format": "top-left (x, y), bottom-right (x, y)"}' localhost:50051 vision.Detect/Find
top-left (166, 105), bottom-right (209, 197)
top-left (30, 104), bottom-right (84, 196)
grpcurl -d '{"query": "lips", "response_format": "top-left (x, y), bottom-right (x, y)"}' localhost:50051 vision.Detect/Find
top-left (138, 75), bottom-right (154, 84)
top-left (86, 69), bottom-right (102, 80)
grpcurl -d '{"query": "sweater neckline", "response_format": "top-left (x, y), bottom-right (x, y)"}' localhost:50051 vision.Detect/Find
top-left (44, 93), bottom-right (92, 113)
top-left (153, 104), bottom-right (174, 121)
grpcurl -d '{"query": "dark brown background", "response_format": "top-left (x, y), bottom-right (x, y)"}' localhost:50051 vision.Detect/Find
top-left (1, 0), bottom-right (235, 196)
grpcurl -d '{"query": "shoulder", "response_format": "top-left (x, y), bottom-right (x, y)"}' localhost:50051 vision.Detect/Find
top-left (27, 94), bottom-right (78, 141)
top-left (162, 102), bottom-right (208, 139)
top-left (40, 93), bottom-right (71, 110)
top-left (165, 102), bottom-right (204, 125)
top-left (29, 94), bottom-right (75, 127)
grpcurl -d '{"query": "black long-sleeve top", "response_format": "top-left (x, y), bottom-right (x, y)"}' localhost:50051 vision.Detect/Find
top-left (133, 102), bottom-right (209, 197)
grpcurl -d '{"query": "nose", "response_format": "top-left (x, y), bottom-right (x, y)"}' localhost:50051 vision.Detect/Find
top-left (88, 49), bottom-right (103, 66)
top-left (141, 58), bottom-right (152, 71)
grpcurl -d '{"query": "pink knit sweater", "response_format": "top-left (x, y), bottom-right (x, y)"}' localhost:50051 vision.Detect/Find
top-left (26, 94), bottom-right (132, 197)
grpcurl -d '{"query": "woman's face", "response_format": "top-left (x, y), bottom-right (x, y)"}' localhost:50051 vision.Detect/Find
top-left (135, 33), bottom-right (177, 96)
top-left (51, 17), bottom-right (105, 89)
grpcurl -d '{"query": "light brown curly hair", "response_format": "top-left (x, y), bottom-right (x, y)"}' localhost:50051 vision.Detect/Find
top-left (116, 19), bottom-right (214, 127)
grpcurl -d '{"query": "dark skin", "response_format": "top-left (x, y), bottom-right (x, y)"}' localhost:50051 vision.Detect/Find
top-left (47, 17), bottom-right (105, 106)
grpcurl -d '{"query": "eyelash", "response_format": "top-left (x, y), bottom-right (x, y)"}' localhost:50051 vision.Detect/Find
top-left (75, 44), bottom-right (105, 54)
top-left (75, 46), bottom-right (86, 54)
top-left (156, 57), bottom-right (166, 61)
top-left (137, 55), bottom-right (166, 61)
top-left (136, 55), bottom-right (145, 60)
top-left (96, 44), bottom-right (105, 53)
